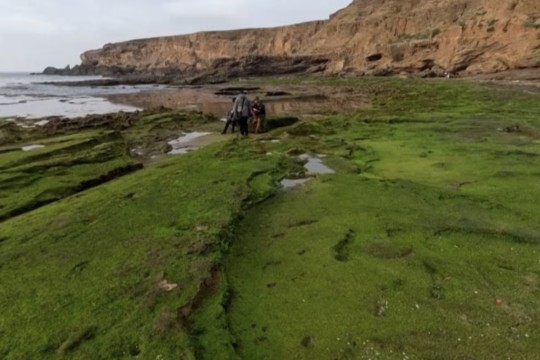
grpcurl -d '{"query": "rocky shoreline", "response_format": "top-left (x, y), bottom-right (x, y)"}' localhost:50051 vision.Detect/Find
top-left (40, 55), bottom-right (331, 85)
top-left (40, 64), bottom-right (540, 89)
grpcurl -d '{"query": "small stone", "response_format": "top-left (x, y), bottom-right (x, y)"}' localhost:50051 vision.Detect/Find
top-left (158, 279), bottom-right (178, 292)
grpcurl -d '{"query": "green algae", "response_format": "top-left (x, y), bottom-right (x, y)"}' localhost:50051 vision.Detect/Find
top-left (0, 77), bottom-right (539, 359)
top-left (0, 131), bottom-right (141, 221)
top-left (212, 78), bottom-right (540, 359)
top-left (0, 141), bottom-right (288, 359)
top-left (0, 110), bottom-right (229, 222)
top-left (225, 176), bottom-right (539, 359)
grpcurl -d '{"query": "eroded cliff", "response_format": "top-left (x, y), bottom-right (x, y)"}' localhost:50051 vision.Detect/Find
top-left (56, 0), bottom-right (540, 80)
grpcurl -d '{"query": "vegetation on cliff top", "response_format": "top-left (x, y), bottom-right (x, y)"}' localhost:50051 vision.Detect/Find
top-left (0, 77), bottom-right (539, 359)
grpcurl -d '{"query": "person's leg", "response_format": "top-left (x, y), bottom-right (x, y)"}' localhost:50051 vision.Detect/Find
top-left (238, 117), bottom-right (244, 136)
top-left (260, 115), bottom-right (266, 132)
top-left (241, 117), bottom-right (249, 136)
top-left (222, 120), bottom-right (230, 134)
top-left (255, 116), bottom-right (261, 134)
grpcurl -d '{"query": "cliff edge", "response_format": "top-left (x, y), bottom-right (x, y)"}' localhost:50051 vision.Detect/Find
top-left (49, 0), bottom-right (540, 80)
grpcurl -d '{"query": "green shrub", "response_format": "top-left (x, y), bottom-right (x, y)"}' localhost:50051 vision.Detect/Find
top-left (487, 19), bottom-right (498, 32)
top-left (524, 17), bottom-right (540, 29)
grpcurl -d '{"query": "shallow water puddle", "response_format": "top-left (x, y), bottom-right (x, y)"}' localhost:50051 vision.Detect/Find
top-left (280, 154), bottom-right (334, 190)
top-left (280, 178), bottom-right (310, 189)
top-left (169, 147), bottom-right (199, 155)
top-left (299, 154), bottom-right (335, 174)
top-left (261, 139), bottom-right (281, 143)
top-left (21, 144), bottom-right (45, 151)
top-left (168, 132), bottom-right (211, 155)
top-left (14, 119), bottom-right (50, 129)
top-left (130, 147), bottom-right (145, 156)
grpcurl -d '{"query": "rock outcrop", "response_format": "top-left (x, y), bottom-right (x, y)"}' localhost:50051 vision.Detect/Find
top-left (47, 0), bottom-right (540, 80)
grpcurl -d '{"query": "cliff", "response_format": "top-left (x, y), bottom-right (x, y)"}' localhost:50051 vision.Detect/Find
top-left (53, 0), bottom-right (540, 80)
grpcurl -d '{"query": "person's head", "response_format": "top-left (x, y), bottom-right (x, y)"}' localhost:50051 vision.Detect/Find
top-left (232, 97), bottom-right (236, 103)
top-left (254, 96), bottom-right (260, 103)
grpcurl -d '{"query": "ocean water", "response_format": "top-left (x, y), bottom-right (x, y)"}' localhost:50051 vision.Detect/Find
top-left (0, 72), bottom-right (160, 119)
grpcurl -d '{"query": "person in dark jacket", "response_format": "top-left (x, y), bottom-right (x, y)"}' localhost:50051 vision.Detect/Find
top-left (232, 91), bottom-right (251, 137)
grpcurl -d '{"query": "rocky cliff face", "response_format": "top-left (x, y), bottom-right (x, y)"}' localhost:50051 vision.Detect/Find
top-left (58, 0), bottom-right (540, 79)
top-left (316, 0), bottom-right (540, 76)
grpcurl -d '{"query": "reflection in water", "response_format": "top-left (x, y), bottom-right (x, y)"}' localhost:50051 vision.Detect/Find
top-left (169, 147), bottom-right (199, 155)
top-left (167, 132), bottom-right (211, 155)
top-left (280, 154), bottom-right (335, 190)
top-left (299, 154), bottom-right (335, 174)
top-left (168, 132), bottom-right (211, 146)
top-left (22, 144), bottom-right (45, 151)
top-left (280, 178), bottom-right (310, 189)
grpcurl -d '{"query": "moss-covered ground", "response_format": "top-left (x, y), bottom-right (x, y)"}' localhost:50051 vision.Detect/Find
top-left (0, 77), bottom-right (539, 359)
top-left (0, 110), bottom-right (221, 222)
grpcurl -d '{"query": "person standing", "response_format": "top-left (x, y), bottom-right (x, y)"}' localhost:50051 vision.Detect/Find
top-left (252, 96), bottom-right (266, 134)
top-left (222, 97), bottom-right (237, 134)
top-left (233, 91), bottom-right (251, 137)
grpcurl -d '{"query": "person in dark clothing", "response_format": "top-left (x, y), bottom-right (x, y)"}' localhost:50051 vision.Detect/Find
top-left (252, 96), bottom-right (266, 134)
top-left (221, 97), bottom-right (237, 134)
top-left (232, 91), bottom-right (251, 137)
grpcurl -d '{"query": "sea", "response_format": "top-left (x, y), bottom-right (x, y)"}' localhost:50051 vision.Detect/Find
top-left (0, 72), bottom-right (160, 119)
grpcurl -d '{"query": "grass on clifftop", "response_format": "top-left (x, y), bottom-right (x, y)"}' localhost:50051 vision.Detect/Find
top-left (0, 77), bottom-right (539, 359)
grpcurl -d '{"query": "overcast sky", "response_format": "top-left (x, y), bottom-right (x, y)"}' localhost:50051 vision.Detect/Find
top-left (0, 0), bottom-right (352, 72)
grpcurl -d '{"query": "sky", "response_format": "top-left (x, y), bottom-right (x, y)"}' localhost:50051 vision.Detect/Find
top-left (0, 0), bottom-right (352, 72)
